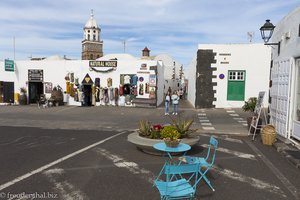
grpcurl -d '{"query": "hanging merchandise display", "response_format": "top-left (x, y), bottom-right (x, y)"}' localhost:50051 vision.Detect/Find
top-left (114, 88), bottom-right (119, 106)
top-left (100, 87), bottom-right (104, 103)
top-left (149, 87), bottom-right (156, 99)
top-left (139, 83), bottom-right (144, 95)
top-left (95, 86), bottom-right (100, 102)
top-left (109, 87), bottom-right (114, 102)
top-left (133, 85), bottom-right (138, 96)
top-left (124, 75), bottom-right (131, 84)
top-left (119, 84), bottom-right (124, 96)
top-left (132, 75), bottom-right (138, 85)
top-left (104, 87), bottom-right (109, 104)
top-left (75, 78), bottom-right (79, 86)
top-left (92, 85), bottom-right (96, 106)
top-left (95, 78), bottom-right (100, 87)
top-left (124, 84), bottom-right (131, 95)
top-left (107, 78), bottom-right (112, 87)
top-left (66, 81), bottom-right (70, 94)
top-left (145, 83), bottom-right (149, 94)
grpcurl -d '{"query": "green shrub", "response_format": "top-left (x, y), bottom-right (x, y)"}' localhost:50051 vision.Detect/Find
top-left (160, 126), bottom-right (180, 140)
top-left (170, 116), bottom-right (194, 138)
top-left (138, 120), bottom-right (152, 138)
top-left (242, 97), bottom-right (257, 113)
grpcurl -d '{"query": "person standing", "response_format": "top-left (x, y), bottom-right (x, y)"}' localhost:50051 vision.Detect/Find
top-left (164, 91), bottom-right (171, 115)
top-left (171, 91), bottom-right (179, 115)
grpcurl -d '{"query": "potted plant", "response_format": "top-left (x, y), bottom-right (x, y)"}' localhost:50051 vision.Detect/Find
top-left (19, 87), bottom-right (27, 105)
top-left (51, 86), bottom-right (64, 106)
top-left (160, 125), bottom-right (180, 147)
top-left (130, 116), bottom-right (200, 154)
top-left (242, 97), bottom-right (261, 132)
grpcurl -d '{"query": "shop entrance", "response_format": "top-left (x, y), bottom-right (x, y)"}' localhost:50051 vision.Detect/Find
top-left (28, 82), bottom-right (43, 104)
top-left (83, 84), bottom-right (92, 106)
top-left (2, 82), bottom-right (14, 103)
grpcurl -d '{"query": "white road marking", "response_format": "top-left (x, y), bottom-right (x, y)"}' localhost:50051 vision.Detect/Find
top-left (201, 134), bottom-right (243, 144)
top-left (226, 110), bottom-right (235, 113)
top-left (202, 127), bottom-right (215, 130)
top-left (238, 120), bottom-right (247, 123)
top-left (233, 118), bottom-right (244, 120)
top-left (95, 148), bottom-right (155, 183)
top-left (98, 147), bottom-right (285, 198)
top-left (201, 144), bottom-right (256, 160)
top-left (229, 113), bottom-right (240, 117)
top-left (214, 167), bottom-right (286, 198)
top-left (243, 124), bottom-right (248, 126)
top-left (198, 116), bottom-right (208, 119)
top-left (197, 113), bottom-right (206, 116)
top-left (43, 168), bottom-right (88, 200)
top-left (199, 119), bottom-right (210, 122)
top-left (201, 123), bottom-right (212, 126)
top-left (0, 131), bottom-right (126, 191)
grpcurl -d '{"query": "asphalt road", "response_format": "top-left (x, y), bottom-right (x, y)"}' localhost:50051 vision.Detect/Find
top-left (0, 105), bottom-right (299, 200)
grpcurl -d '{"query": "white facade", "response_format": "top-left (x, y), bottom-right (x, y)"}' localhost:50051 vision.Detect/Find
top-left (0, 53), bottom-right (164, 107)
top-left (154, 54), bottom-right (183, 93)
top-left (187, 43), bottom-right (271, 108)
top-left (268, 5), bottom-right (300, 142)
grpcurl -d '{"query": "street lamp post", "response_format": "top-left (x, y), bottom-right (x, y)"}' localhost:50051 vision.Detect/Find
top-left (260, 19), bottom-right (280, 54)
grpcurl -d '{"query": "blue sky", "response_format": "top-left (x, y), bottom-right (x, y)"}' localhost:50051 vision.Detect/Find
top-left (0, 0), bottom-right (299, 67)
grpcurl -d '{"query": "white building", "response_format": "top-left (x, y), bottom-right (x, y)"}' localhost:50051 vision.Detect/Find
top-left (153, 54), bottom-right (183, 93)
top-left (187, 43), bottom-right (271, 108)
top-left (266, 5), bottom-right (300, 143)
top-left (0, 54), bottom-right (164, 107)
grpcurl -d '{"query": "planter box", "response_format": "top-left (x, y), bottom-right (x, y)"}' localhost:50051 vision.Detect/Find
top-left (127, 132), bottom-right (200, 155)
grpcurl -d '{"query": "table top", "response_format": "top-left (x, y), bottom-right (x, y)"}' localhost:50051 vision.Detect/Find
top-left (153, 142), bottom-right (191, 153)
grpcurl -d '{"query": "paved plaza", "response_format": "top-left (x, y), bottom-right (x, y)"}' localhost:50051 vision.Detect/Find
top-left (0, 103), bottom-right (299, 200)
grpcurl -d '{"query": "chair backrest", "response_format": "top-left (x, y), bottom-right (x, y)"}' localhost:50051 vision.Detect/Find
top-left (205, 136), bottom-right (218, 166)
top-left (164, 163), bottom-right (199, 175)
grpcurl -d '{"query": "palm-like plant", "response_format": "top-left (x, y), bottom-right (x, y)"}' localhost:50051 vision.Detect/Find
top-left (170, 116), bottom-right (194, 138)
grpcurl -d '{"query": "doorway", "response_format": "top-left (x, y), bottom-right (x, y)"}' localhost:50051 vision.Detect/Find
top-left (83, 84), bottom-right (92, 106)
top-left (3, 82), bottom-right (14, 103)
top-left (227, 70), bottom-right (246, 101)
top-left (29, 82), bottom-right (43, 104)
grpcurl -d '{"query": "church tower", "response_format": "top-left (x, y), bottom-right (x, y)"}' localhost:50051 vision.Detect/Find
top-left (81, 10), bottom-right (103, 60)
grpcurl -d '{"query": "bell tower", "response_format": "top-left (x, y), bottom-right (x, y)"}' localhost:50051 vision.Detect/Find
top-left (82, 10), bottom-right (103, 60)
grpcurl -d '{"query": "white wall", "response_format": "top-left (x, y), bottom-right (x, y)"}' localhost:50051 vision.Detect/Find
top-left (270, 5), bottom-right (300, 140)
top-left (187, 56), bottom-right (197, 107)
top-left (187, 43), bottom-right (271, 108)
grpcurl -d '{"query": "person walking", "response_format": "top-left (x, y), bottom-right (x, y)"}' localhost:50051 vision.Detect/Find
top-left (171, 90), bottom-right (179, 115)
top-left (164, 91), bottom-right (171, 115)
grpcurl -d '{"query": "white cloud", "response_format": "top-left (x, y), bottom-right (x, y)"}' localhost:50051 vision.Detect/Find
top-left (0, 0), bottom-right (299, 66)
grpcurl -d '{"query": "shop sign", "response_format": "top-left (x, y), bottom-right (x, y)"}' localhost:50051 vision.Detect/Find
top-left (82, 73), bottom-right (94, 85)
top-left (5, 59), bottom-right (14, 72)
top-left (140, 63), bottom-right (147, 70)
top-left (89, 61), bottom-right (117, 73)
top-left (89, 61), bottom-right (117, 68)
top-left (28, 69), bottom-right (43, 82)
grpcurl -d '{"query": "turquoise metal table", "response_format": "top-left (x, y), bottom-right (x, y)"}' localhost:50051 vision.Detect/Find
top-left (153, 142), bottom-right (191, 182)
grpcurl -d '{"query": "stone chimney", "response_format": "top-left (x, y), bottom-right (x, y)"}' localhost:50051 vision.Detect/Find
top-left (142, 47), bottom-right (150, 57)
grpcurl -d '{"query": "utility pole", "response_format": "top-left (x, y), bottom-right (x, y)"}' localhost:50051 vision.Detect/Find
top-left (122, 40), bottom-right (126, 53)
top-left (13, 36), bottom-right (15, 60)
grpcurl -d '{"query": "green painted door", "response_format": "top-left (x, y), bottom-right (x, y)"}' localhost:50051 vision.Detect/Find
top-left (227, 71), bottom-right (245, 101)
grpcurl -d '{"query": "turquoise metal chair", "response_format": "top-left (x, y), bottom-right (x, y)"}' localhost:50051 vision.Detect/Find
top-left (183, 136), bottom-right (218, 191)
top-left (154, 163), bottom-right (201, 200)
